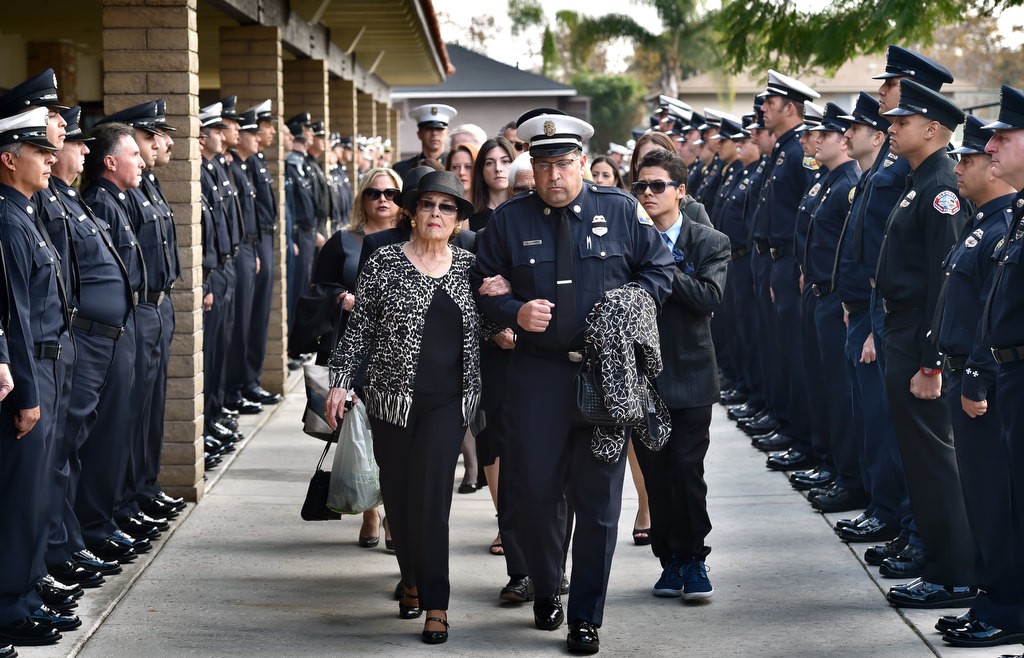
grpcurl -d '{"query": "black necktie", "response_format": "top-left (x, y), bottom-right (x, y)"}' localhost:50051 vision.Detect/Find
top-left (555, 207), bottom-right (576, 348)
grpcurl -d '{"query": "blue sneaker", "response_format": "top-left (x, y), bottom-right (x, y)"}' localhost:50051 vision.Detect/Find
top-left (680, 559), bottom-right (713, 600)
top-left (652, 559), bottom-right (683, 597)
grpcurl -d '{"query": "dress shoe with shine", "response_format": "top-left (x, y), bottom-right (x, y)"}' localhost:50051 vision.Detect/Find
top-left (560, 574), bottom-right (570, 596)
top-left (835, 511), bottom-right (870, 532)
top-left (719, 389), bottom-right (747, 405)
top-left (34, 580), bottom-right (79, 613)
top-left (110, 529), bottom-right (151, 554)
top-left (887, 578), bottom-right (976, 609)
top-left (865, 536), bottom-right (908, 566)
top-left (500, 576), bottom-right (534, 603)
top-left (210, 422), bottom-right (243, 444)
top-left (155, 491), bottom-right (186, 510)
top-left (936, 610), bottom-right (975, 633)
top-left (244, 385), bottom-right (283, 405)
top-left (220, 407), bottom-right (240, 419)
top-left (121, 516), bottom-right (160, 540)
top-left (534, 596), bottom-right (564, 631)
top-left (1, 643), bottom-right (16, 658)
top-left (838, 516), bottom-right (899, 543)
top-left (216, 415), bottom-right (239, 432)
top-left (942, 618), bottom-right (1024, 647)
top-left (205, 454), bottom-right (221, 470)
top-left (135, 512), bottom-right (169, 532)
top-left (204, 436), bottom-right (224, 456)
top-left (567, 621), bottom-right (600, 654)
top-left (71, 550), bottom-right (121, 575)
top-left (140, 497), bottom-right (179, 520)
top-left (0, 618), bottom-right (61, 646)
top-left (766, 449), bottom-right (811, 471)
top-left (754, 433), bottom-right (795, 452)
top-left (29, 605), bottom-right (81, 632)
top-left (741, 416), bottom-right (780, 435)
top-left (879, 544), bottom-right (927, 579)
top-left (790, 467), bottom-right (835, 491)
top-left (46, 561), bottom-right (104, 588)
top-left (810, 486), bottom-right (870, 513)
top-left (727, 404), bottom-right (760, 421)
top-left (39, 575), bottom-right (82, 598)
top-left (223, 398), bottom-right (262, 415)
top-left (86, 537), bottom-right (137, 563)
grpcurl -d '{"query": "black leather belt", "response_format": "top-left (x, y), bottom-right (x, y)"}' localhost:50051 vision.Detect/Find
top-left (731, 247), bottom-right (750, 260)
top-left (841, 301), bottom-right (869, 315)
top-left (882, 299), bottom-right (922, 314)
top-left (754, 240), bottom-right (769, 255)
top-left (146, 290), bottom-right (166, 305)
top-left (220, 254), bottom-right (234, 266)
top-left (72, 316), bottom-right (125, 340)
top-left (520, 343), bottom-right (584, 363)
top-left (992, 345), bottom-right (1024, 365)
top-left (769, 244), bottom-right (795, 261)
top-left (242, 235), bottom-right (259, 244)
top-left (811, 282), bottom-right (833, 297)
top-left (259, 224), bottom-right (277, 234)
top-left (945, 354), bottom-right (968, 372)
top-left (33, 342), bottom-right (62, 359)
top-left (294, 226), bottom-right (317, 235)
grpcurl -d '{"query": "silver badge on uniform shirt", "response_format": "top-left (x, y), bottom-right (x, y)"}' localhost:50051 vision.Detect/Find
top-left (906, 190), bottom-right (917, 200)
top-left (592, 215), bottom-right (608, 237)
top-left (965, 236), bottom-right (978, 248)
top-left (808, 182), bottom-right (821, 197)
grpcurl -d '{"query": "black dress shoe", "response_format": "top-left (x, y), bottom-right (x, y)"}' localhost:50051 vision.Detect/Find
top-left (71, 549), bottom-right (122, 575)
top-left (421, 615), bottom-right (449, 645)
top-left (216, 415), bottom-right (240, 432)
top-left (879, 544), bottom-right (927, 579)
top-left (204, 436), bottom-right (224, 456)
top-left (140, 497), bottom-right (179, 520)
top-left (47, 561), bottom-right (105, 588)
top-left (887, 578), bottom-right (976, 609)
top-left (210, 422), bottom-right (243, 443)
top-left (500, 576), bottom-right (534, 603)
top-left (560, 574), bottom-right (570, 596)
top-left (223, 398), bottom-right (262, 414)
top-left (838, 517), bottom-right (899, 543)
top-left (865, 536), bottom-right (908, 566)
top-left (936, 610), bottom-right (975, 633)
top-left (727, 404), bottom-right (760, 421)
top-left (87, 537), bottom-right (137, 563)
top-left (754, 433), bottom-right (795, 452)
top-left (942, 618), bottom-right (1024, 647)
top-left (0, 618), bottom-right (60, 646)
top-left (398, 590), bottom-right (422, 620)
top-left (110, 529), bottom-right (151, 554)
top-left (155, 491), bottom-right (186, 510)
top-left (719, 389), bottom-right (747, 405)
top-left (534, 596), bottom-right (564, 630)
top-left (766, 449), bottom-right (811, 471)
top-left (220, 407), bottom-right (240, 419)
top-left (567, 621), bottom-right (600, 654)
top-left (205, 454), bottom-right (221, 470)
top-left (835, 511), bottom-right (870, 531)
top-left (121, 516), bottom-right (160, 540)
top-left (34, 591), bottom-right (77, 614)
top-left (245, 385), bottom-right (283, 405)
top-left (1, 643), bottom-right (16, 658)
top-left (39, 575), bottom-right (82, 598)
top-left (135, 512), bottom-right (170, 532)
top-left (742, 416), bottom-right (780, 435)
top-left (810, 486), bottom-right (870, 513)
top-left (790, 468), bottom-right (836, 491)
top-left (29, 605), bottom-right (81, 632)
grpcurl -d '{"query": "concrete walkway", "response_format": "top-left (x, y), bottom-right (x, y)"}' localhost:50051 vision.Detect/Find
top-left (18, 376), bottom-right (1020, 658)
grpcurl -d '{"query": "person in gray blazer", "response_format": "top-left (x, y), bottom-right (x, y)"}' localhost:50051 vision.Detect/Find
top-left (630, 148), bottom-right (730, 602)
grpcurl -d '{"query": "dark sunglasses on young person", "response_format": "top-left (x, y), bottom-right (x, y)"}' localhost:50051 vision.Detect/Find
top-left (364, 187), bottom-right (400, 201)
top-left (512, 141), bottom-right (527, 152)
top-left (631, 180), bottom-right (682, 195)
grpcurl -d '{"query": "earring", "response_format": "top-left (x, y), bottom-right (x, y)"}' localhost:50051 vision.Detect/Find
top-left (453, 225), bottom-right (461, 234)
top-left (410, 219), bottom-right (417, 228)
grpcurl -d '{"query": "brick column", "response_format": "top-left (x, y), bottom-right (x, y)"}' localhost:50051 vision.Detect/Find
top-left (389, 108), bottom-right (400, 159)
top-left (102, 0), bottom-right (204, 501)
top-left (357, 91), bottom-right (376, 141)
top-left (219, 25), bottom-right (288, 396)
top-left (330, 78), bottom-right (357, 197)
top-left (27, 42), bottom-right (78, 106)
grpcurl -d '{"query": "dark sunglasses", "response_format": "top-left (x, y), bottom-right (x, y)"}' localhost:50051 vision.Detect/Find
top-left (512, 141), bottom-right (528, 152)
top-left (417, 199), bottom-right (459, 216)
top-left (631, 180), bottom-right (682, 195)
top-left (364, 187), bottom-right (400, 201)
top-left (512, 185), bottom-right (534, 194)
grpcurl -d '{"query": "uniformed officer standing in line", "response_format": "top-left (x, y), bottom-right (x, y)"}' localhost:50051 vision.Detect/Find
top-left (392, 104), bottom-right (457, 179)
top-left (749, 72), bottom-right (821, 472)
top-left (0, 107), bottom-right (70, 648)
top-left (305, 121), bottom-right (332, 240)
top-left (331, 134), bottom-right (355, 227)
top-left (472, 112), bottom-right (673, 654)
top-left (685, 111), bottom-right (706, 193)
top-left (828, 93), bottom-right (904, 543)
top-left (800, 103), bottom-right (867, 513)
top-left (327, 133), bottom-right (352, 229)
top-left (693, 110), bottom-right (728, 212)
top-left (929, 111), bottom-right (1018, 647)
top-left (285, 112), bottom-right (318, 335)
top-left (964, 82), bottom-right (1024, 650)
top-left (875, 79), bottom-right (974, 609)
top-left (242, 99), bottom-right (284, 406)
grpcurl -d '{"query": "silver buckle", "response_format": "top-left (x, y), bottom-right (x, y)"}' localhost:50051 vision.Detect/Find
top-left (568, 351), bottom-right (583, 363)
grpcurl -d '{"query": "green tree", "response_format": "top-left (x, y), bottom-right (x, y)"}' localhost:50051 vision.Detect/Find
top-left (571, 72), bottom-right (644, 150)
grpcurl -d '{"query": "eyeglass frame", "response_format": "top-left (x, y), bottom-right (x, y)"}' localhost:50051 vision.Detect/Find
top-left (631, 180), bottom-right (682, 195)
top-left (533, 155), bottom-right (581, 174)
top-left (416, 198), bottom-right (460, 217)
top-left (364, 187), bottom-right (400, 201)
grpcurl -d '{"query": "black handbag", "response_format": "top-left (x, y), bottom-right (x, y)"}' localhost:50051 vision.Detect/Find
top-left (573, 359), bottom-right (621, 426)
top-left (300, 442), bottom-right (342, 521)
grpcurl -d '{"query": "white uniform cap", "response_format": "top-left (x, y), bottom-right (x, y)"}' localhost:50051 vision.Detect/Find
top-left (410, 104), bottom-right (457, 129)
top-left (199, 102), bottom-right (227, 129)
top-left (517, 113), bottom-right (595, 158)
top-left (761, 70), bottom-right (821, 103)
top-left (0, 106), bottom-right (57, 150)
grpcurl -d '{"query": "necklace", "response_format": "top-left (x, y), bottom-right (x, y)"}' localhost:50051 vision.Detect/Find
top-left (409, 243), bottom-right (451, 277)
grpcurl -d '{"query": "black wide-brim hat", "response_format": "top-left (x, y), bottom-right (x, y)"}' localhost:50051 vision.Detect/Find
top-left (401, 170), bottom-right (474, 219)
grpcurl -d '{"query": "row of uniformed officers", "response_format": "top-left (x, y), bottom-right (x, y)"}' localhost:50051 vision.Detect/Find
top-left (650, 46), bottom-right (1024, 648)
top-left (0, 71), bottom-right (285, 652)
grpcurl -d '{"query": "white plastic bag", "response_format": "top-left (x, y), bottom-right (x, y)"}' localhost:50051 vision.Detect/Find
top-left (327, 399), bottom-right (382, 514)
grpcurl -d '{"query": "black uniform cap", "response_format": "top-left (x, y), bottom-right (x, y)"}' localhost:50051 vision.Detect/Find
top-left (839, 91), bottom-right (890, 132)
top-left (219, 95), bottom-right (241, 121)
top-left (0, 69), bottom-right (68, 118)
top-left (872, 45), bottom-right (954, 91)
top-left (981, 84), bottom-right (1024, 131)
top-left (285, 112), bottom-right (312, 137)
top-left (809, 102), bottom-right (852, 134)
top-left (951, 115), bottom-right (994, 155)
top-left (61, 106), bottom-right (94, 142)
top-left (98, 101), bottom-right (163, 135)
top-left (883, 78), bottom-right (965, 131)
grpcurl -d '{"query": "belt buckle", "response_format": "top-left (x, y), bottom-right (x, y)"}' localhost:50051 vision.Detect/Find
top-left (54, 343), bottom-right (63, 360)
top-left (568, 351), bottom-right (583, 363)
top-left (769, 247), bottom-right (779, 259)
top-left (991, 347), bottom-right (1002, 364)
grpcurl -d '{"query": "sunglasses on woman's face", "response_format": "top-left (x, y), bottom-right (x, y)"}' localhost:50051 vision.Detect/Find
top-left (364, 187), bottom-right (400, 201)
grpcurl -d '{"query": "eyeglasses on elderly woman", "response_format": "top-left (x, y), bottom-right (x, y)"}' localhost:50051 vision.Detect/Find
top-left (416, 199), bottom-right (459, 216)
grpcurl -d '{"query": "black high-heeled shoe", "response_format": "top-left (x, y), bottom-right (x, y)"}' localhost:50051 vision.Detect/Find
top-left (399, 589), bottom-right (422, 620)
top-left (421, 614), bottom-right (449, 644)
top-left (383, 516), bottom-right (394, 552)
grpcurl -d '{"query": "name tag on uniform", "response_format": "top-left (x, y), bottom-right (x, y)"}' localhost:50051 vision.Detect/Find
top-left (523, 239), bottom-right (542, 246)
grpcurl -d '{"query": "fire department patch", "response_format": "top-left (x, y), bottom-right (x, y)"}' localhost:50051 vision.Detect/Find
top-left (933, 190), bottom-right (961, 216)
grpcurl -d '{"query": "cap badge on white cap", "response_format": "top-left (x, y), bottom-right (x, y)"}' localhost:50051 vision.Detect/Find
top-left (543, 120), bottom-right (556, 136)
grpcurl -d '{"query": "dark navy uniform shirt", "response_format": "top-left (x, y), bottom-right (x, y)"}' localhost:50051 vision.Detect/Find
top-left (834, 157), bottom-right (876, 303)
top-left (857, 141), bottom-right (911, 277)
top-left (137, 171), bottom-right (179, 292)
top-left (753, 126), bottom-right (817, 246)
top-left (214, 155), bottom-right (242, 251)
top-left (686, 159), bottom-right (705, 197)
top-left (938, 193), bottom-right (1012, 401)
top-left (285, 150), bottom-right (317, 231)
top-left (472, 184), bottom-right (674, 351)
top-left (32, 184), bottom-right (76, 302)
top-left (876, 148), bottom-right (968, 368)
top-left (0, 183), bottom-right (66, 409)
top-left (804, 160), bottom-right (859, 284)
top-left (695, 156), bottom-right (725, 213)
top-left (248, 152), bottom-right (278, 236)
top-left (710, 160), bottom-right (743, 232)
top-left (84, 179), bottom-right (147, 297)
top-left (794, 168), bottom-right (826, 269)
top-left (986, 192), bottom-right (1024, 351)
top-left (228, 153), bottom-right (258, 242)
top-left (201, 157), bottom-right (232, 262)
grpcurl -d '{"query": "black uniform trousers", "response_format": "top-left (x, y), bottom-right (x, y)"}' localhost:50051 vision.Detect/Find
top-left (204, 266), bottom-right (229, 428)
top-left (814, 292), bottom-right (863, 491)
top-left (115, 302), bottom-right (162, 525)
top-left (77, 313), bottom-right (137, 547)
top-left (506, 350), bottom-right (627, 627)
top-left (985, 361), bottom-right (1024, 632)
top-left (214, 259), bottom-right (237, 418)
top-left (882, 309), bottom-right (974, 585)
top-left (225, 241), bottom-right (257, 406)
top-left (0, 353), bottom-right (59, 624)
top-left (246, 231), bottom-right (275, 390)
top-left (140, 295), bottom-right (174, 502)
top-left (772, 255), bottom-right (813, 454)
top-left (799, 286), bottom-right (830, 466)
top-left (43, 333), bottom-right (76, 567)
top-left (844, 307), bottom-right (905, 527)
top-left (288, 228), bottom-right (316, 334)
top-left (947, 369), bottom-right (1016, 625)
top-left (751, 250), bottom-right (782, 418)
top-left (369, 391), bottom-right (465, 612)
top-left (57, 326), bottom-right (119, 558)
top-left (635, 405), bottom-right (713, 563)
top-left (726, 254), bottom-right (758, 402)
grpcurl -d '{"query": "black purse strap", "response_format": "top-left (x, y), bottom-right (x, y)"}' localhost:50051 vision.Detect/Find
top-left (315, 440), bottom-right (332, 471)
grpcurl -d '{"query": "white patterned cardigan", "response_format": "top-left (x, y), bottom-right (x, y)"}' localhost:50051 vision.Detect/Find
top-left (328, 243), bottom-right (489, 428)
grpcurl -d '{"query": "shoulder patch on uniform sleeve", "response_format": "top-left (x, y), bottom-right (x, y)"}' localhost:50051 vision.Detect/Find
top-left (802, 156), bottom-right (819, 170)
top-left (636, 204), bottom-right (653, 226)
top-left (848, 188), bottom-right (856, 204)
top-left (933, 190), bottom-right (961, 216)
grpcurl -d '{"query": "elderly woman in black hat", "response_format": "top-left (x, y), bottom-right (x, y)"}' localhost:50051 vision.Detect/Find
top-left (325, 170), bottom-right (486, 645)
